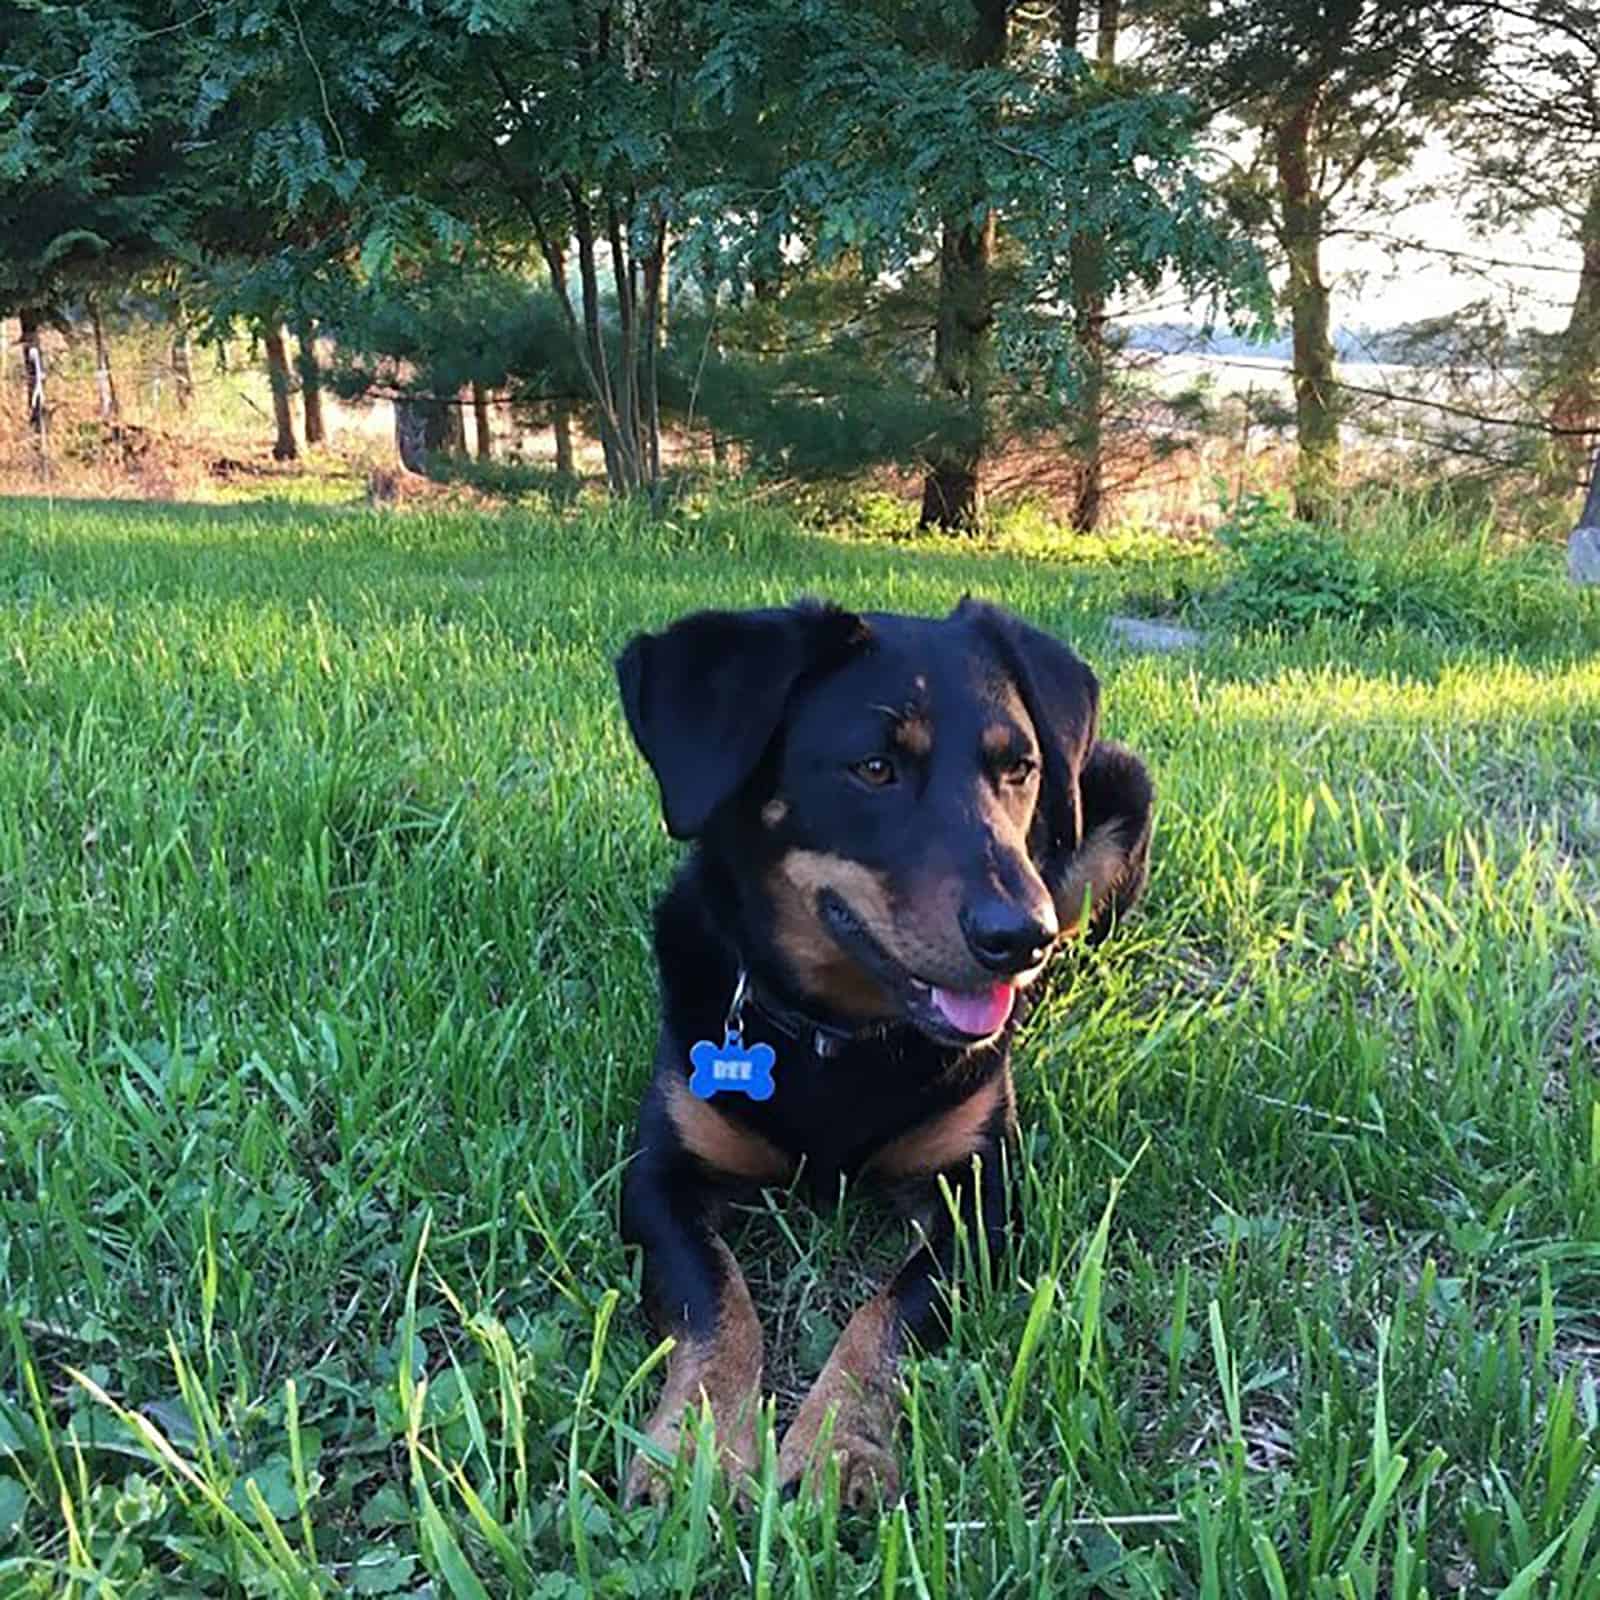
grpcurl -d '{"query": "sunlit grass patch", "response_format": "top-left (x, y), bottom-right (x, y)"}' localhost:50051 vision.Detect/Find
top-left (2, 492), bottom-right (1599, 1596)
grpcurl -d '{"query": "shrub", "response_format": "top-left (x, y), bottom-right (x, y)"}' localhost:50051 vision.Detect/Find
top-left (1209, 490), bottom-right (1385, 630)
top-left (1202, 488), bottom-right (1598, 651)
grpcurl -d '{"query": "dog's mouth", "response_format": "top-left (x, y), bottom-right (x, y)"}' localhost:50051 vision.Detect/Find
top-left (818, 891), bottom-right (1021, 1046)
top-left (909, 977), bottom-right (1017, 1041)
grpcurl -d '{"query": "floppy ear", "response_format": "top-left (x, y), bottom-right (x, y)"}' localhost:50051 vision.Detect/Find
top-left (959, 600), bottom-right (1099, 858)
top-left (961, 600), bottom-right (1152, 941)
top-left (616, 603), bottom-right (868, 840)
top-left (1053, 740), bottom-right (1153, 943)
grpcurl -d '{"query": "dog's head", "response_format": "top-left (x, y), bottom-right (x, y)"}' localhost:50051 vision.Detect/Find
top-left (617, 599), bottom-right (1150, 1046)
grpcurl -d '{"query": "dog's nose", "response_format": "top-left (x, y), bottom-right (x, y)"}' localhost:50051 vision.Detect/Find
top-left (961, 898), bottom-right (1059, 974)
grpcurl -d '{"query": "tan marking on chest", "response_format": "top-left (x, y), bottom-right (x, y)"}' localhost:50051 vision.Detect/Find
top-left (665, 1077), bottom-right (796, 1184)
top-left (869, 1070), bottom-right (1010, 1180)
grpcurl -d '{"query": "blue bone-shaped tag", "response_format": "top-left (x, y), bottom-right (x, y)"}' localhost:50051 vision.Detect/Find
top-left (689, 1029), bottom-right (776, 1101)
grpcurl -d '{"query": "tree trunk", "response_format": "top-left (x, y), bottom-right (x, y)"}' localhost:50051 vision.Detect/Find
top-left (919, 0), bottom-right (1009, 533)
top-left (172, 325), bottom-right (194, 412)
top-left (444, 391), bottom-right (468, 455)
top-left (1067, 0), bottom-right (1117, 534)
top-left (572, 194), bottom-right (631, 491)
top-left (1095, 0), bottom-right (1118, 64)
top-left (607, 194), bottom-right (644, 491)
top-left (639, 203), bottom-right (668, 498)
top-left (394, 390), bottom-right (465, 473)
top-left (920, 210), bottom-right (999, 533)
top-left (295, 320), bottom-right (326, 446)
top-left (1059, 0), bottom-right (1083, 61)
top-left (553, 398), bottom-right (575, 475)
top-left (1068, 249), bottom-right (1107, 533)
top-left (20, 308), bottom-right (45, 435)
top-left (1274, 87), bottom-right (1339, 522)
top-left (920, 459), bottom-right (984, 530)
top-left (1579, 446), bottom-right (1600, 530)
top-left (395, 398), bottom-right (428, 473)
top-left (264, 322), bottom-right (298, 461)
top-left (90, 298), bottom-right (120, 421)
top-left (1548, 172), bottom-right (1600, 487)
top-left (472, 381), bottom-right (492, 460)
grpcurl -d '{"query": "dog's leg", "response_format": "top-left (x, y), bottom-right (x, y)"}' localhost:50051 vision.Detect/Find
top-left (777, 1094), bottom-right (1011, 1507)
top-left (621, 1114), bottom-right (765, 1504)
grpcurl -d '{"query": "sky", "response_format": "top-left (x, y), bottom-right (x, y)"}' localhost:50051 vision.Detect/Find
top-left (1324, 136), bottom-right (1582, 333)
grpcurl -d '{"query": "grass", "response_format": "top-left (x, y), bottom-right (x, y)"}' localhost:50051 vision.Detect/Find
top-left (1, 489), bottom-right (1599, 1597)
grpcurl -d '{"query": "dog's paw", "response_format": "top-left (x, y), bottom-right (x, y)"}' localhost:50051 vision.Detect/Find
top-left (778, 1418), bottom-right (899, 1509)
top-left (777, 1380), bottom-right (900, 1509)
top-left (624, 1395), bottom-right (759, 1507)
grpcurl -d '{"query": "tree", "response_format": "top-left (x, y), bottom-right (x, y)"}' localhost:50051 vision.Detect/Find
top-left (173, 0), bottom-right (1262, 514)
top-left (1570, 443), bottom-right (1600, 584)
top-left (1452, 0), bottom-right (1600, 486)
top-left (87, 296), bottom-right (120, 421)
top-left (20, 311), bottom-right (46, 436)
top-left (919, 0), bottom-right (1010, 530)
top-left (296, 320), bottom-right (327, 446)
top-left (1165, 0), bottom-right (1490, 519)
top-left (0, 0), bottom-right (194, 427)
top-left (263, 321), bottom-right (298, 460)
top-left (177, 0), bottom-right (701, 495)
top-left (680, 1), bottom-right (1265, 525)
top-left (318, 260), bottom-right (577, 474)
top-left (1063, 0), bottom-right (1122, 533)
top-left (189, 222), bottom-right (364, 460)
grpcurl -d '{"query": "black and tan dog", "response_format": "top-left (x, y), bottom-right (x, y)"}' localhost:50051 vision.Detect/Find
top-left (614, 598), bottom-right (1152, 1505)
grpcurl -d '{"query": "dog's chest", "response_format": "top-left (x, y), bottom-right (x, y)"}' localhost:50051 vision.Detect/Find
top-left (717, 1022), bottom-right (989, 1197)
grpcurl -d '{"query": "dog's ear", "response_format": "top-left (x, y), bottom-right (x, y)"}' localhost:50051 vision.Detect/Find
top-left (1054, 740), bottom-right (1153, 942)
top-left (961, 600), bottom-right (1152, 940)
top-left (959, 600), bottom-right (1099, 856)
top-left (616, 603), bottom-right (869, 839)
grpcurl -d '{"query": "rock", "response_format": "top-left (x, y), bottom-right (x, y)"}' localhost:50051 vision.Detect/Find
top-left (1570, 450), bottom-right (1600, 586)
top-left (1569, 524), bottom-right (1600, 586)
top-left (1106, 616), bottom-right (1206, 652)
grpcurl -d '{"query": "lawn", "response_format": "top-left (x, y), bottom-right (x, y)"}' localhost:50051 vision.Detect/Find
top-left (2, 491), bottom-right (1599, 1597)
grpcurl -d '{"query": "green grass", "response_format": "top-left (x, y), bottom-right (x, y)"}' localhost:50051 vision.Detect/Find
top-left (2, 490), bottom-right (1599, 1597)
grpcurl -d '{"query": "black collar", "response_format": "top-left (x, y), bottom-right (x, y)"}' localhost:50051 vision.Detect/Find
top-left (737, 968), bottom-right (896, 1059)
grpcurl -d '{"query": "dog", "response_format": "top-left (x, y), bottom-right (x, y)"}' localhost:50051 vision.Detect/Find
top-left (614, 598), bottom-right (1153, 1506)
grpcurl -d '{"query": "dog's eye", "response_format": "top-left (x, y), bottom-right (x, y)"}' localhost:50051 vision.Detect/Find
top-left (851, 756), bottom-right (897, 788)
top-left (1000, 755), bottom-right (1038, 786)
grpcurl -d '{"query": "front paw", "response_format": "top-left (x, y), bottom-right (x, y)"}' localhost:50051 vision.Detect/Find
top-left (625, 1386), bottom-right (760, 1506)
top-left (777, 1376), bottom-right (900, 1508)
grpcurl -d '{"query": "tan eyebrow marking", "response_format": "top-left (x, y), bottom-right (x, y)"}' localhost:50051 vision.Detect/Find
top-left (891, 716), bottom-right (932, 756)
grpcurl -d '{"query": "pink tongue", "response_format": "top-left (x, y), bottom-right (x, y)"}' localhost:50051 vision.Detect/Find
top-left (930, 982), bottom-right (1016, 1037)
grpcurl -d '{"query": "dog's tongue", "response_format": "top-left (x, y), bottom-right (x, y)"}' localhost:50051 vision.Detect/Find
top-left (930, 982), bottom-right (1015, 1037)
